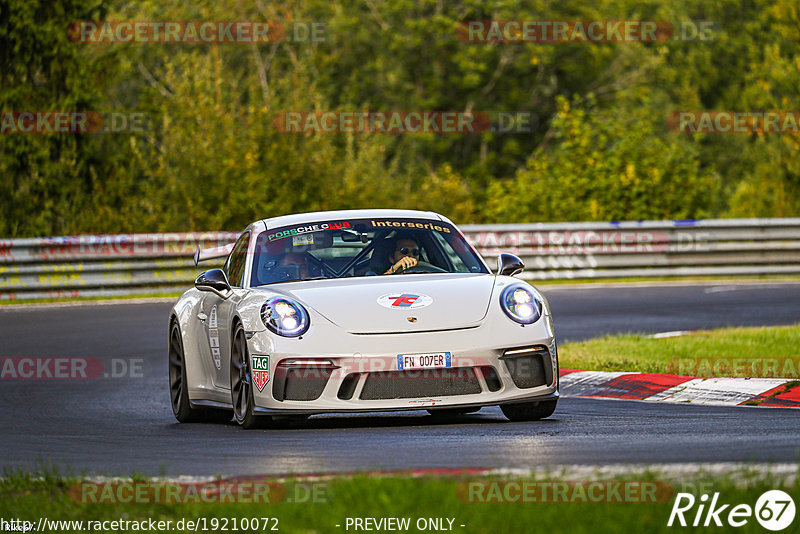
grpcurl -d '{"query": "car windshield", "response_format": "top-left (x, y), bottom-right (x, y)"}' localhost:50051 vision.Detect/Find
top-left (250, 217), bottom-right (489, 286)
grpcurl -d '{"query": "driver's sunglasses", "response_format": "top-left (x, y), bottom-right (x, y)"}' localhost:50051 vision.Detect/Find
top-left (397, 247), bottom-right (420, 257)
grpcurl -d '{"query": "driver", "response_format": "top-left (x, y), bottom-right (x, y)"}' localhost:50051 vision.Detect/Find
top-left (384, 235), bottom-right (421, 274)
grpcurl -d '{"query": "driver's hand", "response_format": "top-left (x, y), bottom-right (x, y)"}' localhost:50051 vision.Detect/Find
top-left (391, 256), bottom-right (417, 273)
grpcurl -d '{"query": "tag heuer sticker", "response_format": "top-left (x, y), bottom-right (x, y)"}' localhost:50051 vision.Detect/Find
top-left (251, 355), bottom-right (270, 391)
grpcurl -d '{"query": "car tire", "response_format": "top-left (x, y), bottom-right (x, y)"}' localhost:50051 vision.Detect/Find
top-left (231, 323), bottom-right (271, 429)
top-left (500, 399), bottom-right (558, 421)
top-left (426, 407), bottom-right (481, 416)
top-left (169, 321), bottom-right (232, 423)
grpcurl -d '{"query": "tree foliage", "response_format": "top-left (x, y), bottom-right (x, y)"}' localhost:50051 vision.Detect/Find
top-left (1, 0), bottom-right (798, 236)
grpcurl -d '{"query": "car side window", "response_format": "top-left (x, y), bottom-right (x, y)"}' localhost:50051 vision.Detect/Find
top-left (431, 231), bottom-right (468, 271)
top-left (226, 232), bottom-right (250, 288)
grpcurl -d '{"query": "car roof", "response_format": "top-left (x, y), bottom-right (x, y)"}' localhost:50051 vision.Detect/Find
top-left (259, 209), bottom-right (445, 230)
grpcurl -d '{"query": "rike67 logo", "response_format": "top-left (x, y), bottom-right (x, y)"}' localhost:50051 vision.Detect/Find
top-left (251, 355), bottom-right (269, 391)
top-left (668, 490), bottom-right (795, 531)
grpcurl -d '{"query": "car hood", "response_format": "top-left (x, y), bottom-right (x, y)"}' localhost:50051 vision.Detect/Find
top-left (277, 274), bottom-right (495, 333)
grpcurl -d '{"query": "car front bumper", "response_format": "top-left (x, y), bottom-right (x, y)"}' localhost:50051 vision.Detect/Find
top-left (247, 313), bottom-right (559, 414)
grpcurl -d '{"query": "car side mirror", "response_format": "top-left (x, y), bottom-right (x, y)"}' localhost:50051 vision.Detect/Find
top-left (195, 268), bottom-right (232, 299)
top-left (497, 253), bottom-right (524, 277)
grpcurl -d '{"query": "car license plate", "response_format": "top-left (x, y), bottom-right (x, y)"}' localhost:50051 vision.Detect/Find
top-left (397, 352), bottom-right (451, 371)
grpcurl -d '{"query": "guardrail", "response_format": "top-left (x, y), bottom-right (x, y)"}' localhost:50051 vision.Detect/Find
top-left (461, 218), bottom-right (800, 281)
top-left (1, 219), bottom-right (799, 300)
top-left (0, 233), bottom-right (238, 301)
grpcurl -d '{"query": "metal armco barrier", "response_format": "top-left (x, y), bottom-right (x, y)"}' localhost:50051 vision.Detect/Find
top-left (460, 218), bottom-right (800, 281)
top-left (1, 219), bottom-right (799, 300)
top-left (0, 233), bottom-right (238, 301)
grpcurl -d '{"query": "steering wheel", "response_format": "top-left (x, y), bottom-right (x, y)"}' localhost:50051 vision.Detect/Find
top-left (397, 262), bottom-right (447, 274)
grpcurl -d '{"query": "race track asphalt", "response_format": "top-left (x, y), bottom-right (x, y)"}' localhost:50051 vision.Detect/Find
top-left (1, 282), bottom-right (798, 476)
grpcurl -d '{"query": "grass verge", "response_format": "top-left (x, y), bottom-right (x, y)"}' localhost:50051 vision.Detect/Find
top-left (559, 323), bottom-right (800, 378)
top-left (1, 468), bottom-right (797, 534)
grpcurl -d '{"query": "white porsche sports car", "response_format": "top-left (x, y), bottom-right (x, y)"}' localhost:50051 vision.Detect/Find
top-left (169, 209), bottom-right (559, 428)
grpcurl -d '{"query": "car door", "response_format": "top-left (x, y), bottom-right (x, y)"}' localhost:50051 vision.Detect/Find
top-left (197, 231), bottom-right (250, 389)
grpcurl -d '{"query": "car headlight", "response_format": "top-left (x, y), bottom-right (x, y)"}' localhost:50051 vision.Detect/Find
top-left (261, 297), bottom-right (310, 337)
top-left (500, 284), bottom-right (542, 324)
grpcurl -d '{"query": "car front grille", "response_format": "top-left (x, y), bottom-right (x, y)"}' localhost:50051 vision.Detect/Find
top-left (359, 367), bottom-right (482, 400)
top-left (273, 365), bottom-right (334, 401)
top-left (500, 346), bottom-right (552, 389)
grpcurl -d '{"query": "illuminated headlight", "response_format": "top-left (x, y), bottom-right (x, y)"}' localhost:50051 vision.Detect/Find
top-left (261, 297), bottom-right (310, 337)
top-left (500, 284), bottom-right (542, 324)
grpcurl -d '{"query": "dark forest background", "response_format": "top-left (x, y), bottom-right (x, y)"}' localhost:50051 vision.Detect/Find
top-left (2, 0), bottom-right (799, 236)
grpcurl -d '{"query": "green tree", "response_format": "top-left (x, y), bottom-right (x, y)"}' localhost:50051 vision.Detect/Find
top-left (484, 95), bottom-right (719, 222)
top-left (0, 0), bottom-right (117, 236)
